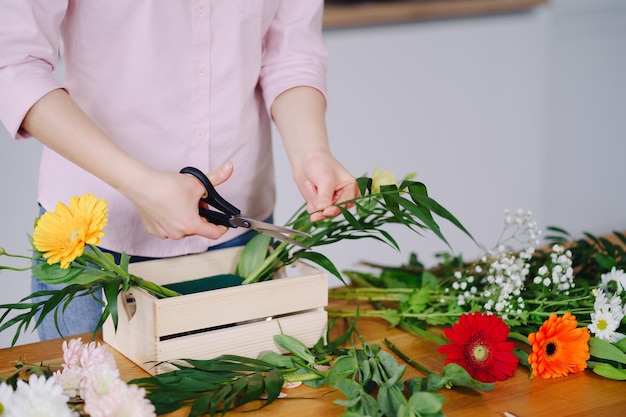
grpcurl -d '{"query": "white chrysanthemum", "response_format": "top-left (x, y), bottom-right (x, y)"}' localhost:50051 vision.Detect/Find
top-left (0, 382), bottom-right (14, 414)
top-left (600, 267), bottom-right (626, 295)
top-left (588, 309), bottom-right (625, 342)
top-left (7, 374), bottom-right (77, 417)
top-left (84, 380), bottom-right (155, 417)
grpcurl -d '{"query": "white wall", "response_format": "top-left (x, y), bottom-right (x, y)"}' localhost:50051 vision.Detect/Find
top-left (540, 0), bottom-right (626, 237)
top-left (2, 0), bottom-right (625, 347)
top-left (275, 6), bottom-right (552, 280)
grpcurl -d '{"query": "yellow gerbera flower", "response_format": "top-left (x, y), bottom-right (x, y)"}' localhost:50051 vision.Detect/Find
top-left (33, 194), bottom-right (108, 269)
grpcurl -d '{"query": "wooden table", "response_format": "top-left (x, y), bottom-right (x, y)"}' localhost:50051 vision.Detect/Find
top-left (1, 302), bottom-right (624, 417)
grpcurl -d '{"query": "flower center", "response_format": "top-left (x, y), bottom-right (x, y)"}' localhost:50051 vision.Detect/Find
top-left (597, 319), bottom-right (608, 331)
top-left (472, 344), bottom-right (489, 362)
top-left (69, 228), bottom-right (80, 244)
top-left (545, 341), bottom-right (557, 356)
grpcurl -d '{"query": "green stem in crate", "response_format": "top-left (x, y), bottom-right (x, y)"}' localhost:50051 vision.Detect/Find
top-left (241, 241), bottom-right (290, 285)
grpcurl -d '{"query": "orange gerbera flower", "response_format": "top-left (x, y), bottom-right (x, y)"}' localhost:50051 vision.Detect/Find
top-left (33, 194), bottom-right (108, 269)
top-left (527, 312), bottom-right (590, 378)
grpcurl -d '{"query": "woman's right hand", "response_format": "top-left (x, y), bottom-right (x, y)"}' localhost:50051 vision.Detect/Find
top-left (126, 162), bottom-right (235, 240)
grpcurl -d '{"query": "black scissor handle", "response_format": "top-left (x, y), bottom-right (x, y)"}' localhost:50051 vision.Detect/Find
top-left (180, 166), bottom-right (240, 216)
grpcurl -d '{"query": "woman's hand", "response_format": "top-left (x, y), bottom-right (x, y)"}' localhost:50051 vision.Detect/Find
top-left (292, 151), bottom-right (359, 222)
top-left (127, 162), bottom-right (234, 240)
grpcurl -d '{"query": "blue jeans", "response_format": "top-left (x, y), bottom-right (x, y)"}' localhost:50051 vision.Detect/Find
top-left (32, 205), bottom-right (270, 341)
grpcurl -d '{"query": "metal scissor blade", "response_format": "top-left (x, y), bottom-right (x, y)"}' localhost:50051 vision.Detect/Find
top-left (235, 217), bottom-right (311, 249)
top-left (256, 228), bottom-right (311, 250)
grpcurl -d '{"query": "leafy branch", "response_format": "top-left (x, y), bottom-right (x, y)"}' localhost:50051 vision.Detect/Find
top-left (237, 176), bottom-right (475, 285)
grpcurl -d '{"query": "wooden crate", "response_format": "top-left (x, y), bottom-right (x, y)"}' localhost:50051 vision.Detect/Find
top-left (102, 247), bottom-right (328, 375)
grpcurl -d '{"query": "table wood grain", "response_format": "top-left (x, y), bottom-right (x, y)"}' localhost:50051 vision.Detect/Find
top-left (323, 0), bottom-right (549, 30)
top-left (1, 299), bottom-right (623, 417)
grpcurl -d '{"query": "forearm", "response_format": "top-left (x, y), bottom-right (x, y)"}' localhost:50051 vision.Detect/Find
top-left (271, 86), bottom-right (331, 166)
top-left (270, 86), bottom-right (357, 220)
top-left (21, 88), bottom-right (152, 197)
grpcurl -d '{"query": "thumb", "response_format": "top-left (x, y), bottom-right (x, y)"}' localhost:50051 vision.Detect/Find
top-left (207, 161), bottom-right (233, 186)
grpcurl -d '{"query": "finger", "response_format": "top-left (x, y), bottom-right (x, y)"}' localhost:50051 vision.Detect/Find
top-left (302, 180), bottom-right (318, 214)
top-left (207, 161), bottom-right (234, 186)
top-left (311, 176), bottom-right (334, 211)
top-left (193, 218), bottom-right (229, 240)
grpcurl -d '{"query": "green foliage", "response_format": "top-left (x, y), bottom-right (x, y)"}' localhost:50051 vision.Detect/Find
top-left (131, 316), bottom-right (497, 417)
top-left (238, 174), bottom-right (475, 284)
top-left (0, 244), bottom-right (180, 345)
top-left (131, 355), bottom-right (285, 416)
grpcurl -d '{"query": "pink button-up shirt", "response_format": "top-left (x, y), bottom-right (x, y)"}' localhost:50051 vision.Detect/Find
top-left (0, 1), bottom-right (327, 257)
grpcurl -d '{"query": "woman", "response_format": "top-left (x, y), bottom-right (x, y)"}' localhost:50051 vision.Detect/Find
top-left (0, 1), bottom-right (358, 339)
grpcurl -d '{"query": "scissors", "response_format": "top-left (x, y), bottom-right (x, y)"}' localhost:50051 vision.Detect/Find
top-left (180, 166), bottom-right (311, 249)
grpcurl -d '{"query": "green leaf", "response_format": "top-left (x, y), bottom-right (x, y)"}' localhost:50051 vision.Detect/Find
top-left (273, 334), bottom-right (316, 366)
top-left (325, 354), bottom-right (359, 386)
top-left (405, 182), bottom-right (475, 245)
top-left (294, 251), bottom-right (347, 286)
top-left (333, 378), bottom-right (362, 408)
top-left (595, 252), bottom-right (617, 269)
top-left (263, 368), bottom-right (284, 405)
top-left (188, 392), bottom-right (212, 417)
top-left (377, 351), bottom-right (406, 388)
top-left (32, 261), bottom-right (85, 284)
top-left (592, 363), bottom-right (626, 380)
top-left (589, 337), bottom-right (626, 364)
top-left (423, 364), bottom-right (494, 392)
top-left (377, 385), bottom-right (407, 417)
top-left (356, 176), bottom-right (372, 196)
top-left (102, 277), bottom-right (122, 331)
top-left (256, 351), bottom-right (297, 369)
top-left (237, 372), bottom-right (264, 405)
top-left (614, 338), bottom-right (626, 353)
top-left (408, 391), bottom-right (445, 415)
top-left (236, 233), bottom-right (272, 277)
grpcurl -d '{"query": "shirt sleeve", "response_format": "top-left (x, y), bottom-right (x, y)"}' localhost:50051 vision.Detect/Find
top-left (0, 1), bottom-right (67, 140)
top-left (259, 0), bottom-right (328, 114)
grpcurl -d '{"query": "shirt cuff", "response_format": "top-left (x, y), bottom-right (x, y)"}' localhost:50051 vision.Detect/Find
top-left (0, 61), bottom-right (64, 140)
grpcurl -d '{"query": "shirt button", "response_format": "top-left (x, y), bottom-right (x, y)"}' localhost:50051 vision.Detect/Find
top-left (195, 65), bottom-right (206, 77)
top-left (196, 3), bottom-right (207, 14)
top-left (195, 129), bottom-right (206, 140)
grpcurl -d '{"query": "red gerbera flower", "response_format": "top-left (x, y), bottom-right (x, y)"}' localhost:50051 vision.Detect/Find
top-left (437, 312), bottom-right (519, 383)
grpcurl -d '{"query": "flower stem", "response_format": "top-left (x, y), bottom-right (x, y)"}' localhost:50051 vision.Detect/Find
top-left (132, 275), bottom-right (180, 298)
top-left (399, 320), bottom-right (448, 346)
top-left (508, 331), bottom-right (530, 345)
top-left (241, 241), bottom-right (290, 285)
top-left (84, 245), bottom-right (129, 278)
top-left (384, 337), bottom-right (434, 376)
